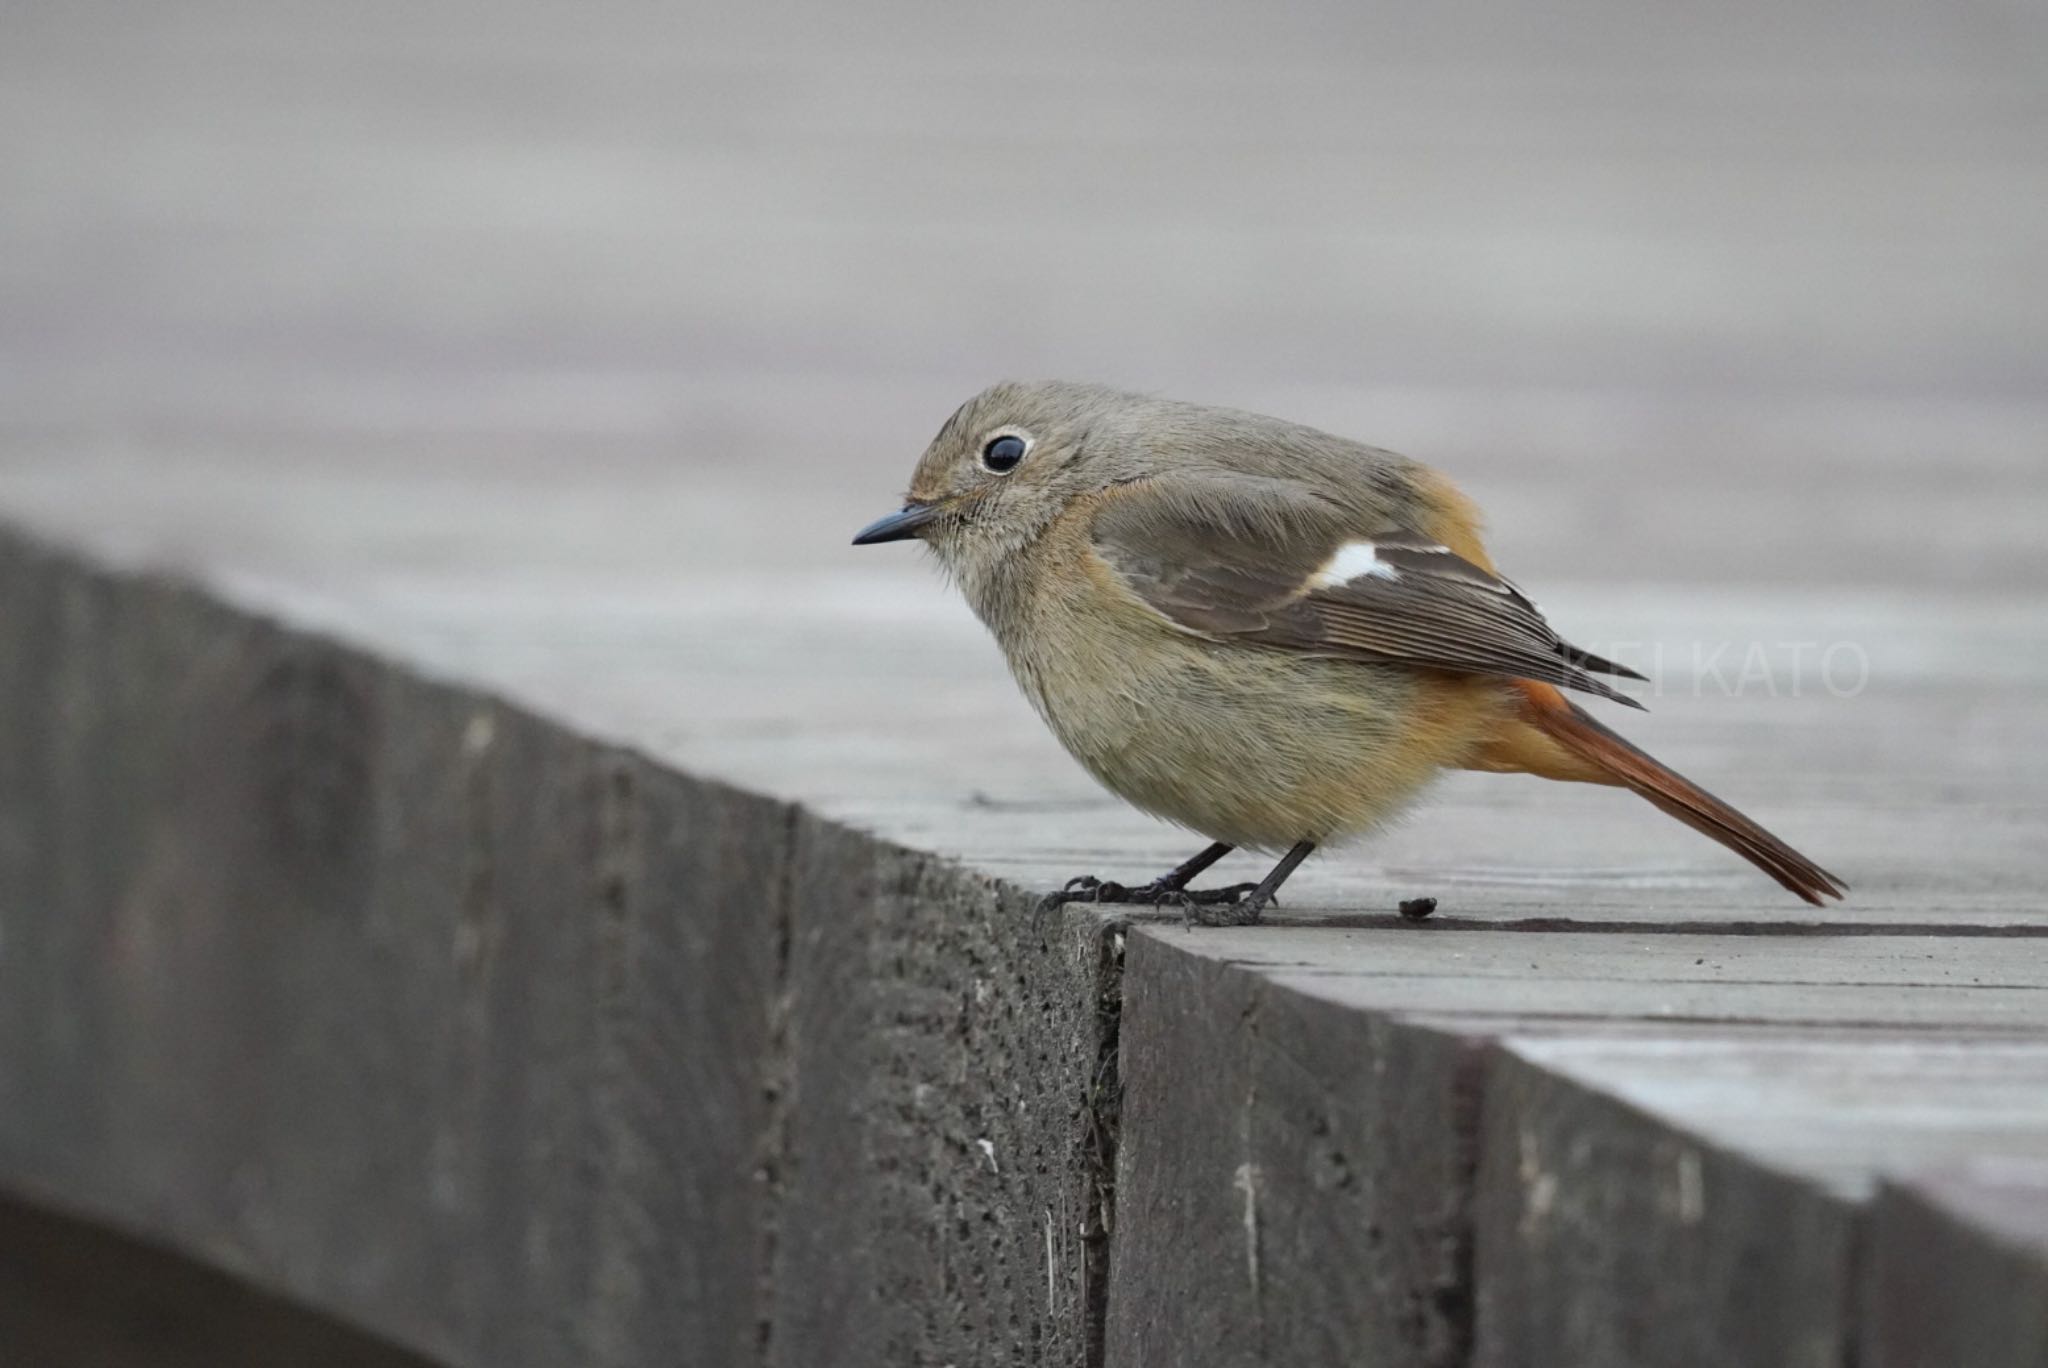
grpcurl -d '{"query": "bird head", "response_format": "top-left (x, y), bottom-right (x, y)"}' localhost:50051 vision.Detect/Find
top-left (851, 381), bottom-right (1151, 574)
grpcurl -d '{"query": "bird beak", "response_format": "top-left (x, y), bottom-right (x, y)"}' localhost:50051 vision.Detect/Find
top-left (852, 501), bottom-right (943, 546)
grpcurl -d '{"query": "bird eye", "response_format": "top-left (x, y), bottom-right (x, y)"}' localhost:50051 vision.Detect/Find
top-left (980, 434), bottom-right (1028, 474)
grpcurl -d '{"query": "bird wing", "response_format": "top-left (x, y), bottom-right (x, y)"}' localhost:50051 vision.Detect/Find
top-left (1088, 470), bottom-right (1645, 708)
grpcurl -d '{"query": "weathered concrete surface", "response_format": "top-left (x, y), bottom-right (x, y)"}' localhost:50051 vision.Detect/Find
top-left (1863, 1162), bottom-right (2048, 1368)
top-left (1474, 1037), bottom-right (1856, 1368)
top-left (1108, 936), bottom-right (1485, 1367)
top-left (0, 1191), bottom-right (440, 1368)
top-left (0, 532), bottom-right (1116, 1365)
top-left (1108, 927), bottom-right (2048, 1368)
top-left (766, 823), bottom-right (1114, 1366)
top-left (0, 534), bottom-right (784, 1364)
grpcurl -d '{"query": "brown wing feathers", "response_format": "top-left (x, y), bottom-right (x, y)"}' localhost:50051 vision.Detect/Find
top-left (1372, 530), bottom-right (1647, 681)
top-left (1092, 476), bottom-right (1643, 707)
top-left (1299, 549), bottom-right (1646, 706)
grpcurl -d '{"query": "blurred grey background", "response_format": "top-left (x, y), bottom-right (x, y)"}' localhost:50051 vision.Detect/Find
top-left (5, 0), bottom-right (2044, 590)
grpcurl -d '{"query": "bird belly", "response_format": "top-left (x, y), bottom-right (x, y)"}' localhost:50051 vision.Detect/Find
top-left (1012, 628), bottom-right (1509, 852)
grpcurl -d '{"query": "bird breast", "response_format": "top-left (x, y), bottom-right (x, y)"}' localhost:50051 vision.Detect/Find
top-left (981, 534), bottom-right (1504, 851)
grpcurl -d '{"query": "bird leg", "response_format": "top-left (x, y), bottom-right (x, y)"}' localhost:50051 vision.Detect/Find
top-left (1042, 841), bottom-right (1256, 913)
top-left (1183, 840), bottom-right (1317, 927)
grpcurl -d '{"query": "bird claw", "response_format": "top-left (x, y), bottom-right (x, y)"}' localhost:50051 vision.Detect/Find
top-left (1040, 875), bottom-right (1256, 915)
top-left (1046, 876), bottom-right (1152, 908)
top-left (1183, 888), bottom-right (1272, 927)
top-left (1039, 875), bottom-right (1109, 914)
top-left (1178, 881), bottom-right (1259, 907)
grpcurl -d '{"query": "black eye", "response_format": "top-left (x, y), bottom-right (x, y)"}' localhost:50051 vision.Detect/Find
top-left (981, 434), bottom-right (1027, 473)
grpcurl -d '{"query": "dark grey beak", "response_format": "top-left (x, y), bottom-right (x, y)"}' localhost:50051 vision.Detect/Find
top-left (852, 502), bottom-right (942, 546)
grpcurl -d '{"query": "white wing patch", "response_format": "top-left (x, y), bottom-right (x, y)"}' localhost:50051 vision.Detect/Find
top-left (1312, 540), bottom-right (1400, 588)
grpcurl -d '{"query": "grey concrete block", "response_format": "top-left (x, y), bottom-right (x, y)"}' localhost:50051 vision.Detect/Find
top-left (1471, 1042), bottom-right (1852, 1368)
top-left (0, 1190), bottom-right (441, 1368)
top-left (1862, 1164), bottom-right (2048, 1368)
top-left (1106, 932), bottom-right (1486, 1368)
top-left (570, 761), bottom-right (789, 1368)
top-left (0, 533), bottom-right (1123, 1367)
top-left (768, 815), bottom-right (1115, 1367)
top-left (0, 542), bottom-right (788, 1367)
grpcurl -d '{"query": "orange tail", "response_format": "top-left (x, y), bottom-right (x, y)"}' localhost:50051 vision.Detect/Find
top-left (1472, 683), bottom-right (1847, 905)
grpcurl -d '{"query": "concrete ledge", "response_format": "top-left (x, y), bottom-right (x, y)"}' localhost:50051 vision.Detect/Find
top-left (0, 530), bottom-right (1116, 1366)
top-left (1107, 936), bottom-right (1483, 1366)
top-left (4, 487), bottom-right (2048, 1366)
top-left (1864, 1164), bottom-right (2048, 1368)
top-left (0, 1189), bottom-right (439, 1368)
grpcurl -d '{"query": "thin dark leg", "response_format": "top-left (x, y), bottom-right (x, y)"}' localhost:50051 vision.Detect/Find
top-left (1040, 840), bottom-right (1255, 914)
top-left (1155, 841), bottom-right (1234, 891)
top-left (1187, 839), bottom-right (1316, 927)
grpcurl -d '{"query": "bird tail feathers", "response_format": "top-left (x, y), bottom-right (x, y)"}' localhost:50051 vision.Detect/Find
top-left (1473, 682), bottom-right (1846, 906)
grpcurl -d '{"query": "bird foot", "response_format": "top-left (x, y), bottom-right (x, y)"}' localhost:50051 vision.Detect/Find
top-left (1038, 875), bottom-right (1261, 918)
top-left (1180, 888), bottom-right (1274, 927)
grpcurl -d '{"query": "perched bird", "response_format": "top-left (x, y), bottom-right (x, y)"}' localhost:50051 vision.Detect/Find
top-left (854, 381), bottom-right (1844, 924)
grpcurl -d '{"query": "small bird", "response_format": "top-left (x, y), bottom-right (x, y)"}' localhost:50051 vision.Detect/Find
top-left (854, 381), bottom-right (1844, 924)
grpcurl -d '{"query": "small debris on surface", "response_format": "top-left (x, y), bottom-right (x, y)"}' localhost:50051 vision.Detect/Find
top-left (1398, 897), bottom-right (1438, 921)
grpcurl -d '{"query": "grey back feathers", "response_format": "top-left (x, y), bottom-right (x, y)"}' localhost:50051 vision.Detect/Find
top-left (1090, 472), bottom-right (1645, 706)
